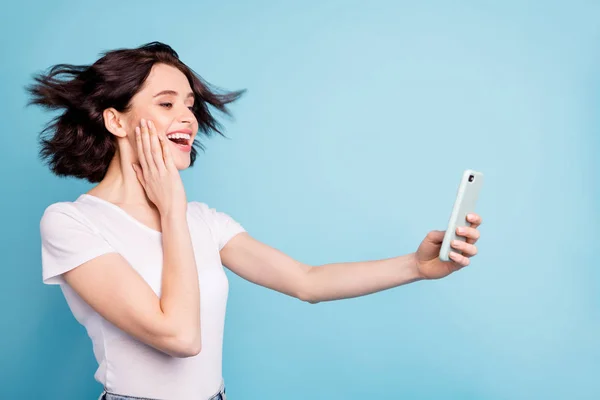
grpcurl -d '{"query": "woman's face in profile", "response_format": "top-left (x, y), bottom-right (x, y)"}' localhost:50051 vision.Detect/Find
top-left (126, 63), bottom-right (199, 170)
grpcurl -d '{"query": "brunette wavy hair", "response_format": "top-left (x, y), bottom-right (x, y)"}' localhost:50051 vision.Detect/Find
top-left (26, 41), bottom-right (243, 183)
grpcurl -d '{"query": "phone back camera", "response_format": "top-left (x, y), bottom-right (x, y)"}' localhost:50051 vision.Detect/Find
top-left (468, 175), bottom-right (474, 182)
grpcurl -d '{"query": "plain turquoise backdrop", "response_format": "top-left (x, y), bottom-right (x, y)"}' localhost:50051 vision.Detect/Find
top-left (1, 0), bottom-right (599, 399)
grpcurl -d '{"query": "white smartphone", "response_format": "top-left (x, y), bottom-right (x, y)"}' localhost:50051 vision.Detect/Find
top-left (439, 169), bottom-right (484, 262)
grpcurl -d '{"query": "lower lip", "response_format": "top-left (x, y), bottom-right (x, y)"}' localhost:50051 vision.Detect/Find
top-left (169, 140), bottom-right (191, 153)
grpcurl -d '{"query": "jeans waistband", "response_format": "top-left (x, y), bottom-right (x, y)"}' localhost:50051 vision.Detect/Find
top-left (99, 381), bottom-right (226, 400)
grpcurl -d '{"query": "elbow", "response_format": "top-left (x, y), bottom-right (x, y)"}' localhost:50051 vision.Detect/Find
top-left (181, 340), bottom-right (202, 358)
top-left (296, 282), bottom-right (320, 304)
top-left (298, 291), bottom-right (320, 304)
top-left (167, 333), bottom-right (202, 358)
top-left (297, 268), bottom-right (320, 304)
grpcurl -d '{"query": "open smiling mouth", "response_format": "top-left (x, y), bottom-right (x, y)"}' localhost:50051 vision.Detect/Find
top-left (166, 133), bottom-right (192, 152)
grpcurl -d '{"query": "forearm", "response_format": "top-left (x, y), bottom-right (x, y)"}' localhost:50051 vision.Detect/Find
top-left (305, 253), bottom-right (424, 303)
top-left (159, 212), bottom-right (201, 349)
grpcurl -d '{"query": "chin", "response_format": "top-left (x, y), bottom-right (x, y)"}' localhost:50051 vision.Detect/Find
top-left (174, 158), bottom-right (191, 171)
top-left (167, 139), bottom-right (193, 171)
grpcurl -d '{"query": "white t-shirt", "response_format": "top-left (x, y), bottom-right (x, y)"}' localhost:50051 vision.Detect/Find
top-left (40, 194), bottom-right (245, 400)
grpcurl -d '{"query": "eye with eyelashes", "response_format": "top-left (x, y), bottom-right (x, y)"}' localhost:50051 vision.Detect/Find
top-left (159, 102), bottom-right (194, 111)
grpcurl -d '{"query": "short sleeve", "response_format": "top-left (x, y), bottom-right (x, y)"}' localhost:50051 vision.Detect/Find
top-left (41, 203), bottom-right (115, 285)
top-left (191, 202), bottom-right (246, 250)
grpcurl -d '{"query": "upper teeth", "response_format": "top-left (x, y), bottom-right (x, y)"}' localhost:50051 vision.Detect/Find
top-left (167, 133), bottom-right (191, 140)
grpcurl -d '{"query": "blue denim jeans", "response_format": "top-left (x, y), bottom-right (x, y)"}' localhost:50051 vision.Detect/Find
top-left (99, 381), bottom-right (226, 400)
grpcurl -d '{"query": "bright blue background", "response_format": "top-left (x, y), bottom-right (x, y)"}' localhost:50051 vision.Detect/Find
top-left (1, 1), bottom-right (599, 399)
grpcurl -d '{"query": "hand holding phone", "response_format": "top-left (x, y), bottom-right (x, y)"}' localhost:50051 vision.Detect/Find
top-left (439, 170), bottom-right (483, 262)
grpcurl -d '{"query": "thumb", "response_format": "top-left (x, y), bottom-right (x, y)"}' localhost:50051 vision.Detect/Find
top-left (425, 230), bottom-right (445, 244)
top-left (132, 164), bottom-right (145, 186)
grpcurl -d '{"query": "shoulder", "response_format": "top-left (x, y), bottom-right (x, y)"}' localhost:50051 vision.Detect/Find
top-left (187, 201), bottom-right (225, 220)
top-left (40, 199), bottom-right (96, 237)
top-left (187, 201), bottom-right (212, 221)
top-left (188, 201), bottom-right (240, 224)
top-left (187, 201), bottom-right (226, 228)
top-left (187, 201), bottom-right (245, 248)
top-left (40, 199), bottom-right (115, 285)
top-left (188, 201), bottom-right (210, 213)
top-left (41, 202), bottom-right (78, 228)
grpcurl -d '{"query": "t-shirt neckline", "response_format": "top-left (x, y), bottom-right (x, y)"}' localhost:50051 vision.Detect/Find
top-left (78, 194), bottom-right (163, 236)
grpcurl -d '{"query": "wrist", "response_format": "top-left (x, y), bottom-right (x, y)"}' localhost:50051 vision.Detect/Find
top-left (160, 209), bottom-right (188, 226)
top-left (407, 252), bottom-right (427, 281)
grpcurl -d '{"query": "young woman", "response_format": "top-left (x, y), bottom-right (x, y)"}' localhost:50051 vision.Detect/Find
top-left (29, 42), bottom-right (483, 400)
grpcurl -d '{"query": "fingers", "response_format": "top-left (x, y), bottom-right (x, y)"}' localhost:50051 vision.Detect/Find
top-left (449, 251), bottom-right (470, 267)
top-left (135, 126), bottom-right (148, 172)
top-left (456, 225), bottom-right (480, 244)
top-left (464, 213), bottom-right (482, 244)
top-left (140, 119), bottom-right (157, 176)
top-left (467, 213), bottom-right (482, 228)
top-left (158, 133), bottom-right (176, 171)
top-left (147, 120), bottom-right (166, 173)
top-left (450, 239), bottom-right (478, 257)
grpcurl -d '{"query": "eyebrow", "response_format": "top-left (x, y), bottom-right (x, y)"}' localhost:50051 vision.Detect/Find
top-left (153, 90), bottom-right (194, 98)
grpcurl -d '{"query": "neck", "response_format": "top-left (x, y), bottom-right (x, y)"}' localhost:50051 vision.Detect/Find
top-left (88, 145), bottom-right (153, 208)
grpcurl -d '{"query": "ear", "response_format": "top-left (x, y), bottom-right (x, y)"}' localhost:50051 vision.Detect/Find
top-left (103, 108), bottom-right (128, 138)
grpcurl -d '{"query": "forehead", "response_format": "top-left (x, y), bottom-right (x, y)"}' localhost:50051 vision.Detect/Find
top-left (141, 63), bottom-right (192, 94)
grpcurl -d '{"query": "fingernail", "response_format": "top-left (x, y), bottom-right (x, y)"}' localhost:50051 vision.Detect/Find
top-left (148, 120), bottom-right (153, 128)
top-left (135, 127), bottom-right (140, 135)
top-left (141, 118), bottom-right (146, 126)
top-left (452, 240), bottom-right (459, 247)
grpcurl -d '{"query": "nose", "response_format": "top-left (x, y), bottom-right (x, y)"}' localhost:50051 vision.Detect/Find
top-left (178, 105), bottom-right (195, 124)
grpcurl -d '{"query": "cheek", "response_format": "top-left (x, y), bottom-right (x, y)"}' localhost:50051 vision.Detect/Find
top-left (134, 114), bottom-right (170, 136)
top-left (151, 118), bottom-right (172, 136)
